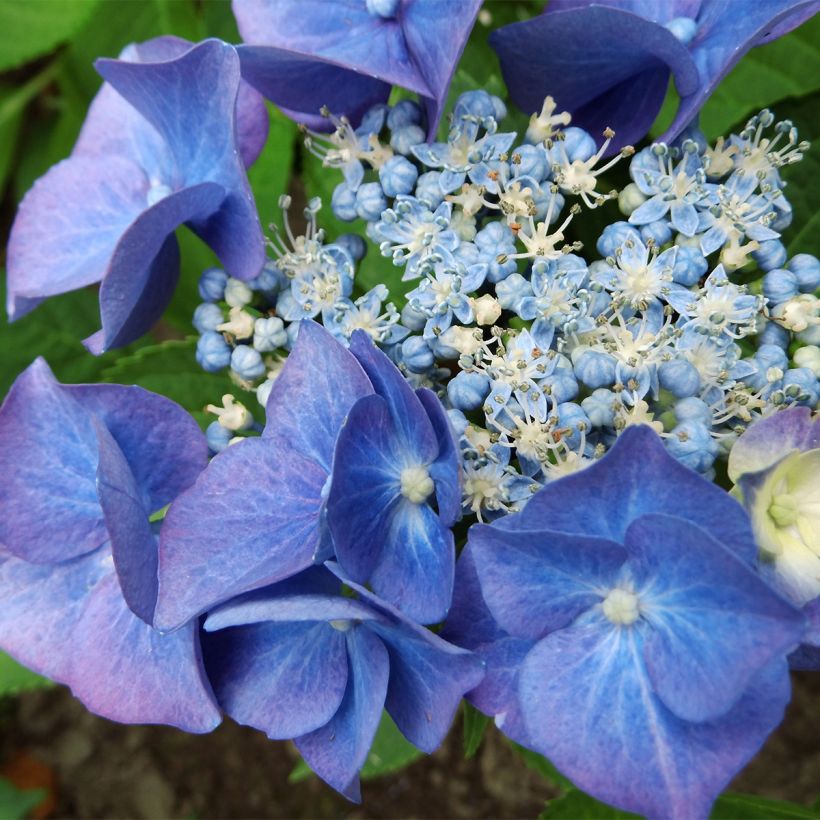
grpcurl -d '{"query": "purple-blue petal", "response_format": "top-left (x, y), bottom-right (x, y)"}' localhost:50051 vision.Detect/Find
top-left (416, 387), bottom-right (462, 527)
top-left (6, 156), bottom-right (146, 321)
top-left (95, 38), bottom-right (265, 281)
top-left (627, 514), bottom-right (803, 723)
top-left (263, 321), bottom-right (373, 470)
top-left (327, 394), bottom-right (403, 584)
top-left (497, 426), bottom-right (758, 564)
top-left (296, 628), bottom-right (390, 802)
top-left (203, 619), bottom-right (348, 739)
top-left (0, 550), bottom-right (220, 732)
top-left (94, 419), bottom-right (157, 625)
top-left (155, 436), bottom-right (324, 630)
top-left (0, 359), bottom-right (104, 563)
top-left (469, 523), bottom-right (627, 641)
top-left (519, 619), bottom-right (791, 820)
top-left (369, 501), bottom-right (455, 625)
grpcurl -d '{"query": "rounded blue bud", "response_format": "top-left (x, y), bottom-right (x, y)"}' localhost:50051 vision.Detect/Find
top-left (335, 232), bottom-right (367, 262)
top-left (387, 99), bottom-right (422, 131)
top-left (666, 421), bottom-right (719, 473)
top-left (762, 268), bottom-right (799, 305)
top-left (198, 267), bottom-right (228, 302)
top-left (759, 320), bottom-right (790, 349)
top-left (379, 155), bottom-right (419, 197)
top-left (672, 245), bottom-right (708, 286)
top-left (196, 331), bottom-right (232, 372)
top-left (581, 388), bottom-right (617, 428)
top-left (787, 253), bottom-right (820, 293)
top-left (400, 302), bottom-right (428, 332)
top-left (415, 171), bottom-right (445, 209)
top-left (511, 144), bottom-right (548, 181)
top-left (665, 16), bottom-right (698, 45)
top-left (231, 344), bottom-right (266, 381)
top-left (355, 182), bottom-right (387, 221)
top-left (390, 124), bottom-right (425, 156)
top-left (252, 261), bottom-right (282, 294)
top-left (206, 421), bottom-right (233, 454)
top-left (639, 219), bottom-right (672, 247)
top-left (331, 182), bottom-right (358, 222)
top-left (770, 205), bottom-right (793, 233)
top-left (574, 350), bottom-right (616, 389)
top-left (556, 402), bottom-right (591, 449)
top-left (782, 368), bottom-right (819, 407)
top-left (495, 272), bottom-right (532, 315)
top-left (547, 369), bottom-right (579, 404)
top-left (756, 343), bottom-right (789, 372)
top-left (401, 335), bottom-right (435, 373)
top-left (454, 90), bottom-right (505, 122)
top-left (658, 358), bottom-right (701, 398)
top-left (547, 127), bottom-right (596, 163)
top-left (254, 316), bottom-right (287, 352)
top-left (674, 396), bottom-right (713, 427)
top-left (193, 302), bottom-right (224, 334)
top-left (752, 239), bottom-right (787, 272)
top-left (447, 371), bottom-right (491, 411)
top-left (596, 221), bottom-right (641, 257)
top-left (447, 407), bottom-right (469, 437)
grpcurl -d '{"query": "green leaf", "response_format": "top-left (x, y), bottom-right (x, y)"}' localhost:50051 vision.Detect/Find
top-left (0, 777), bottom-right (47, 820)
top-left (0, 0), bottom-right (100, 73)
top-left (463, 701), bottom-right (490, 759)
top-left (360, 712), bottom-right (422, 779)
top-left (248, 104), bottom-right (298, 232)
top-left (512, 743), bottom-right (573, 790)
top-left (100, 338), bottom-right (237, 427)
top-left (539, 790), bottom-right (639, 819)
top-left (711, 793), bottom-right (820, 819)
top-left (0, 653), bottom-right (51, 698)
top-left (698, 16), bottom-right (820, 140)
top-left (0, 276), bottom-right (149, 398)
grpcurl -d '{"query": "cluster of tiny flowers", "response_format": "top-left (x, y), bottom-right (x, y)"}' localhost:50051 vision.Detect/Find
top-left (195, 93), bottom-right (819, 521)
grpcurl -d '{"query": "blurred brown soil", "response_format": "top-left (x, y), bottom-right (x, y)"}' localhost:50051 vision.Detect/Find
top-left (1, 672), bottom-right (818, 820)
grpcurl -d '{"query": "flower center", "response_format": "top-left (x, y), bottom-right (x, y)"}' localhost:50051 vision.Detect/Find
top-left (400, 465), bottom-right (434, 504)
top-left (768, 493), bottom-right (800, 528)
top-left (602, 588), bottom-right (640, 626)
top-left (366, 0), bottom-right (399, 18)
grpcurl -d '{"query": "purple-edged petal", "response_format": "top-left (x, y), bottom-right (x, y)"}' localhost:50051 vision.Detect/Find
top-left (497, 426), bottom-right (758, 564)
top-left (0, 359), bottom-right (104, 563)
top-left (263, 321), bottom-right (373, 470)
top-left (296, 628), bottom-right (390, 802)
top-left (0, 551), bottom-right (220, 732)
top-left (65, 382), bottom-right (208, 514)
top-left (664, 0), bottom-right (820, 142)
top-left (442, 544), bottom-right (534, 746)
top-left (89, 182), bottom-right (226, 353)
top-left (6, 155), bottom-right (146, 321)
top-left (519, 620), bottom-right (791, 820)
top-left (416, 387), bottom-right (462, 527)
top-left (328, 564), bottom-right (485, 752)
top-left (96, 39), bottom-right (265, 281)
top-left (628, 514), bottom-right (803, 723)
top-left (203, 619), bottom-right (348, 739)
top-left (94, 419), bottom-right (157, 625)
top-left (155, 436), bottom-right (324, 630)
top-left (489, 7), bottom-right (699, 153)
top-left (237, 45), bottom-right (391, 132)
top-left (469, 524), bottom-right (627, 641)
top-left (349, 330), bottom-right (438, 461)
top-left (370, 502), bottom-right (455, 625)
top-left (327, 394), bottom-right (404, 583)
top-left (728, 406), bottom-right (819, 483)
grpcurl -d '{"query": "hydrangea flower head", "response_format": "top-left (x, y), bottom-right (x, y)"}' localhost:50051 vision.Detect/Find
top-left (445, 425), bottom-right (804, 819)
top-left (0, 359), bottom-right (219, 731)
top-left (7, 37), bottom-right (267, 353)
top-left (232, 0), bottom-right (482, 135)
top-left (203, 564), bottom-right (483, 800)
top-left (489, 0), bottom-right (819, 153)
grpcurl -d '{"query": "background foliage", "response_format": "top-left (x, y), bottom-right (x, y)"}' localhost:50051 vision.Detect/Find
top-left (0, 1), bottom-right (818, 816)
